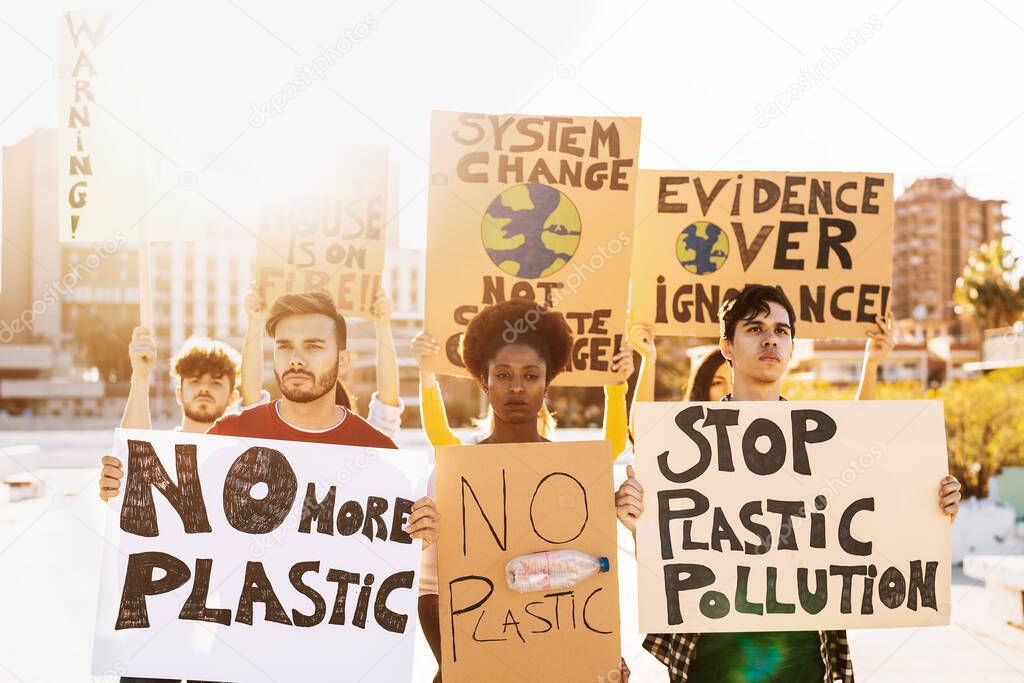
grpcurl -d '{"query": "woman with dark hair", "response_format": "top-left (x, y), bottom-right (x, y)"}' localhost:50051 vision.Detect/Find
top-left (417, 299), bottom-right (629, 682)
top-left (684, 348), bottom-right (732, 402)
top-left (412, 325), bottom-right (634, 452)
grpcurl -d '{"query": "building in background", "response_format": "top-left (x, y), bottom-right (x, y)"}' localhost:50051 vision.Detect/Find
top-left (1, 128), bottom-right (433, 425)
top-left (892, 177), bottom-right (1006, 344)
top-left (1, 129), bottom-right (137, 422)
top-left (965, 322), bottom-right (1024, 374)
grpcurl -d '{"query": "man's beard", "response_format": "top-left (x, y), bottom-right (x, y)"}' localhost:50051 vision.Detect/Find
top-left (276, 366), bottom-right (338, 403)
top-left (182, 397), bottom-right (225, 424)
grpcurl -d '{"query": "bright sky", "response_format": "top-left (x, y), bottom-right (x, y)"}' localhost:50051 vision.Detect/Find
top-left (2, 0), bottom-right (1022, 253)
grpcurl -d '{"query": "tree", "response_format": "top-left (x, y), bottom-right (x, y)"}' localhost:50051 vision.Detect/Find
top-left (938, 368), bottom-right (1024, 499)
top-left (953, 240), bottom-right (1024, 336)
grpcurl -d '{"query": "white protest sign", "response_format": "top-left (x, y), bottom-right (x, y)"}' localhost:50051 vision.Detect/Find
top-left (633, 400), bottom-right (951, 633)
top-left (92, 429), bottom-right (427, 681)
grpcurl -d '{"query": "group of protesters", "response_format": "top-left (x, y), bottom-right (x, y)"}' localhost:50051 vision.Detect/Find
top-left (97, 281), bottom-right (961, 683)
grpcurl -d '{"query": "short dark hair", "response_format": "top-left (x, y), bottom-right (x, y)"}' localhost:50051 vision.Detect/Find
top-left (171, 337), bottom-right (240, 390)
top-left (461, 299), bottom-right (573, 386)
top-left (265, 292), bottom-right (347, 349)
top-left (719, 284), bottom-right (796, 342)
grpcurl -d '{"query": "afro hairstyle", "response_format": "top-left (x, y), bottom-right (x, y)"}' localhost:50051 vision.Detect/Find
top-left (460, 299), bottom-right (573, 386)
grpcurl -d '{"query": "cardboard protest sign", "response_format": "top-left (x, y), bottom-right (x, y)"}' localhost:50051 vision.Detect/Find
top-left (424, 111), bottom-right (641, 386)
top-left (58, 11), bottom-right (149, 242)
top-left (255, 146), bottom-right (389, 317)
top-left (632, 400), bottom-right (951, 633)
top-left (629, 171), bottom-right (894, 338)
top-left (435, 441), bottom-right (621, 681)
top-left (92, 429), bottom-right (427, 681)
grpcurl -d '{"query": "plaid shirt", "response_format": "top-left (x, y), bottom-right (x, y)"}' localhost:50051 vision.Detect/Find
top-left (640, 392), bottom-right (855, 682)
top-left (641, 631), bottom-right (854, 683)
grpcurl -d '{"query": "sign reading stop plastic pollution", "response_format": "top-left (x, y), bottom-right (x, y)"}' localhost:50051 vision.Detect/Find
top-left (629, 171), bottom-right (894, 338)
top-left (435, 440), bottom-right (621, 682)
top-left (424, 111), bottom-right (640, 386)
top-left (255, 146), bottom-right (389, 317)
top-left (92, 429), bottom-right (426, 681)
top-left (632, 400), bottom-right (951, 633)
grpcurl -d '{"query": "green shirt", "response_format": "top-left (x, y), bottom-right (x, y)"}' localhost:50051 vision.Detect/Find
top-left (685, 630), bottom-right (826, 683)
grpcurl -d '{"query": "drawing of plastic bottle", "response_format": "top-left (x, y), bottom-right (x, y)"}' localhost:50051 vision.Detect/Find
top-left (505, 550), bottom-right (610, 593)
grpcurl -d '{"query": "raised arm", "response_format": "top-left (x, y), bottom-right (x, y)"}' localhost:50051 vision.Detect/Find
top-left (364, 288), bottom-right (405, 438)
top-left (120, 326), bottom-right (156, 429)
top-left (372, 288), bottom-right (400, 408)
top-left (106, 326), bottom-right (155, 500)
top-left (241, 282), bottom-right (268, 406)
top-left (629, 323), bottom-right (656, 404)
top-left (627, 323), bottom-right (657, 440)
top-left (412, 332), bottom-right (460, 447)
top-left (856, 312), bottom-right (894, 401)
top-left (603, 341), bottom-right (635, 460)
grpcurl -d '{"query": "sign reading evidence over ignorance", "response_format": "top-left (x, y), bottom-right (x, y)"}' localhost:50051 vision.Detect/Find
top-left (436, 441), bottom-right (621, 682)
top-left (629, 171), bottom-right (894, 338)
top-left (424, 111), bottom-right (640, 386)
top-left (92, 430), bottom-right (427, 681)
top-left (632, 400), bottom-right (950, 633)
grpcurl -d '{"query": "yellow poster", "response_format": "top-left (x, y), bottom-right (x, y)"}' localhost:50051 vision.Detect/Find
top-left (255, 146), bottom-right (388, 317)
top-left (630, 171), bottom-right (894, 338)
top-left (436, 440), bottom-right (621, 682)
top-left (424, 111), bottom-right (640, 386)
top-left (633, 400), bottom-right (951, 633)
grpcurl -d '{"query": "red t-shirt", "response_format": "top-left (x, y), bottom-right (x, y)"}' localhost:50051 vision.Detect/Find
top-left (207, 401), bottom-right (397, 449)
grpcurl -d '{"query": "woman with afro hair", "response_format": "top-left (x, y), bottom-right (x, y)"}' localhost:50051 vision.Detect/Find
top-left (412, 311), bottom-right (634, 452)
top-left (416, 299), bottom-right (631, 682)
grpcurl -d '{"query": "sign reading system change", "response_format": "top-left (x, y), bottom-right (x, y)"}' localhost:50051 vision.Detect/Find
top-left (424, 111), bottom-right (641, 386)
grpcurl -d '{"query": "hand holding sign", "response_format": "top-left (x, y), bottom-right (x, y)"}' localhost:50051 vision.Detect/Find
top-left (614, 464), bottom-right (644, 534)
top-left (631, 400), bottom-right (954, 633)
top-left (92, 430), bottom-right (428, 681)
top-left (404, 496), bottom-right (441, 548)
top-left (610, 342), bottom-right (635, 384)
top-left (939, 475), bottom-right (962, 520)
top-left (628, 323), bottom-right (657, 360)
top-left (864, 312), bottom-right (895, 363)
top-left (99, 455), bottom-right (123, 501)
top-left (370, 287), bottom-right (393, 322)
top-left (244, 280), bottom-right (269, 327)
top-left (127, 327), bottom-right (157, 382)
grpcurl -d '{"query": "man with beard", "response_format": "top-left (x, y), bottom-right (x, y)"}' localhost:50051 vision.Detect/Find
top-left (202, 291), bottom-right (405, 444)
top-left (98, 331), bottom-right (244, 682)
top-left (99, 290), bottom-right (425, 479)
top-left (99, 330), bottom-right (250, 501)
top-left (97, 291), bottom-right (439, 683)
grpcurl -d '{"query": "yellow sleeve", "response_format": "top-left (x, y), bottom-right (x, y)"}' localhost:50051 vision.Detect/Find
top-left (419, 383), bottom-right (462, 447)
top-left (602, 383), bottom-right (628, 461)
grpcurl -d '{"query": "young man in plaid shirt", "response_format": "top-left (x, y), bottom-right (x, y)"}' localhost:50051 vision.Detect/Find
top-left (615, 284), bottom-right (962, 682)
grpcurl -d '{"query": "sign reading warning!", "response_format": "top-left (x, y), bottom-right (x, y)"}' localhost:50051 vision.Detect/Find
top-left (423, 111), bottom-right (641, 387)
